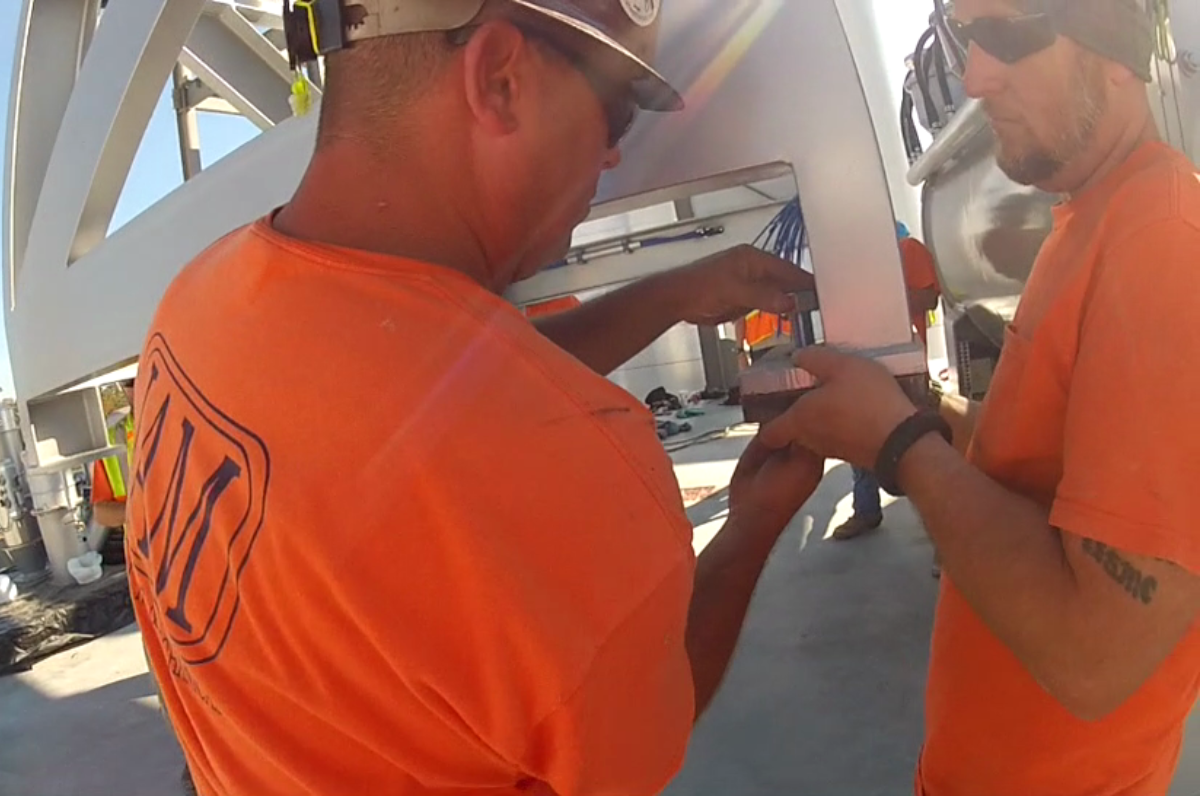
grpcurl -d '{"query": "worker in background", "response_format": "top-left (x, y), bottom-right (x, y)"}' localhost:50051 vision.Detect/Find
top-left (90, 378), bottom-right (135, 564)
top-left (831, 224), bottom-right (941, 558)
top-left (92, 377), bottom-right (197, 793)
top-left (125, 2), bottom-right (823, 794)
top-left (735, 307), bottom-right (793, 365)
top-left (761, 1), bottom-right (1200, 794)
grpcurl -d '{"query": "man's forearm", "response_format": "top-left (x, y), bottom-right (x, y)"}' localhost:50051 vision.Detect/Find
top-left (532, 273), bottom-right (684, 375)
top-left (897, 437), bottom-right (1101, 710)
top-left (93, 501), bottom-right (127, 529)
top-left (685, 522), bottom-right (777, 719)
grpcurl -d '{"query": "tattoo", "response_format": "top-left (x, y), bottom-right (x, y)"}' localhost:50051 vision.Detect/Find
top-left (1081, 538), bottom-right (1158, 605)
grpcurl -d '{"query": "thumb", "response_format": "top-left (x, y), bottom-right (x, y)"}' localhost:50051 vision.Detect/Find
top-left (791, 345), bottom-right (851, 381)
top-left (757, 393), bottom-right (815, 451)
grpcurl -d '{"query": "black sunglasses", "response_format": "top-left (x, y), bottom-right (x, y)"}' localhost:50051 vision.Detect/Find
top-left (947, 13), bottom-right (1058, 69)
top-left (447, 23), bottom-right (639, 150)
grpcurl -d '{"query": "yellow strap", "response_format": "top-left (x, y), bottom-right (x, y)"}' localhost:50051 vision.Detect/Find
top-left (294, 0), bottom-right (322, 55)
top-left (101, 455), bottom-right (127, 500)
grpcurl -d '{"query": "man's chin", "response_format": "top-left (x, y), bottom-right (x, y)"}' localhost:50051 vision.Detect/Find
top-left (996, 148), bottom-right (1063, 188)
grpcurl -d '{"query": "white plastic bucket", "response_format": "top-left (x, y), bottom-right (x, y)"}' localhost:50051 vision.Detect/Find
top-left (67, 551), bottom-right (103, 585)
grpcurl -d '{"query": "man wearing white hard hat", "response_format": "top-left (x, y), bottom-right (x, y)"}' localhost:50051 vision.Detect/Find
top-left (126, 1), bottom-right (823, 793)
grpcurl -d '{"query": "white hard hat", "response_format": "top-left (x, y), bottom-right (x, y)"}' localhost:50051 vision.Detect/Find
top-left (286, 0), bottom-right (683, 111)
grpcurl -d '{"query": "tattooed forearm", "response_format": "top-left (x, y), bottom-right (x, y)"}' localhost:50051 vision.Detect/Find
top-left (1081, 538), bottom-right (1158, 605)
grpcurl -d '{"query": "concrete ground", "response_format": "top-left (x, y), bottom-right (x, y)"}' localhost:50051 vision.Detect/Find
top-left (2, 420), bottom-right (1199, 795)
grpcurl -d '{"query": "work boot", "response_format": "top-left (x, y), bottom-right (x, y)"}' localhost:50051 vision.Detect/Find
top-left (831, 514), bottom-right (883, 541)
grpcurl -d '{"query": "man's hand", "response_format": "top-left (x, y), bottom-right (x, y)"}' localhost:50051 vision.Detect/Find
top-left (532, 246), bottom-right (809, 377)
top-left (728, 435), bottom-right (825, 540)
top-left (759, 346), bottom-right (916, 469)
top-left (665, 245), bottom-right (814, 326)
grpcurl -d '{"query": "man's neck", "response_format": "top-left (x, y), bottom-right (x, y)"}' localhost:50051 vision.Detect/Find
top-left (273, 143), bottom-right (506, 292)
top-left (1045, 111), bottom-right (1161, 200)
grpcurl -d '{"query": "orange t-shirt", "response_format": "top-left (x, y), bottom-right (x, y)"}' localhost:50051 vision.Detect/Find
top-left (900, 237), bottom-right (940, 348)
top-left (918, 142), bottom-right (1200, 796)
top-left (125, 217), bottom-right (696, 796)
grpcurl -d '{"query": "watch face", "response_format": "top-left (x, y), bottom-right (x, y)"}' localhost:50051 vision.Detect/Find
top-left (620, 0), bottom-right (660, 27)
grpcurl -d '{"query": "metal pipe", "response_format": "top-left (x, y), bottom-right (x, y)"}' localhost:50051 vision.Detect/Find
top-left (906, 98), bottom-right (989, 186)
top-left (172, 64), bottom-right (203, 181)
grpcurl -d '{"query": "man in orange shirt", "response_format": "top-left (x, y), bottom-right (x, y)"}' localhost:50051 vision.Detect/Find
top-left (762, 1), bottom-right (1200, 794)
top-left (125, 2), bottom-right (822, 794)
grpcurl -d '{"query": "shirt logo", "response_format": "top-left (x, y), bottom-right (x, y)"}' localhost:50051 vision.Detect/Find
top-left (620, 0), bottom-right (659, 27)
top-left (127, 334), bottom-right (271, 667)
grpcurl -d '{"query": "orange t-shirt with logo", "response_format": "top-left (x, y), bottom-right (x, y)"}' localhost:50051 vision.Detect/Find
top-left (918, 142), bottom-right (1200, 796)
top-left (125, 217), bottom-right (696, 796)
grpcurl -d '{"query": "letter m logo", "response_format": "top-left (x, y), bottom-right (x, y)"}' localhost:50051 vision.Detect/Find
top-left (127, 334), bottom-right (271, 666)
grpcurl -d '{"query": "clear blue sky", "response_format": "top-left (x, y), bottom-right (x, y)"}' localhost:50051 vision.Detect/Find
top-left (0, 1), bottom-right (929, 397)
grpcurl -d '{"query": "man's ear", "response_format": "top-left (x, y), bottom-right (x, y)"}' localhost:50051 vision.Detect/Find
top-left (460, 21), bottom-right (532, 139)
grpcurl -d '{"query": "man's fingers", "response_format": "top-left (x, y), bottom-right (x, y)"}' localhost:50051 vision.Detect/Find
top-left (791, 345), bottom-right (855, 381)
top-left (744, 248), bottom-right (815, 288)
top-left (758, 394), bottom-right (817, 451)
top-left (747, 287), bottom-right (795, 315)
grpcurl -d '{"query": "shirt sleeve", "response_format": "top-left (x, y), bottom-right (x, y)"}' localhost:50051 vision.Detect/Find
top-left (1051, 219), bottom-right (1200, 574)
top-left (521, 558), bottom-right (695, 796)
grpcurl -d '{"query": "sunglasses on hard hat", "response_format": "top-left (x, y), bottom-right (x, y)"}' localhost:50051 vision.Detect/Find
top-left (946, 13), bottom-right (1058, 69)
top-left (447, 23), bottom-right (639, 150)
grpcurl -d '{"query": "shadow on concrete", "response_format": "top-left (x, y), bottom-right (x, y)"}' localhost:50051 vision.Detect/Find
top-left (0, 626), bottom-right (185, 796)
top-left (668, 462), bottom-right (939, 796)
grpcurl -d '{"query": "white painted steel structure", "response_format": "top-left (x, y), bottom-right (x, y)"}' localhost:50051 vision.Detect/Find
top-left (4, 0), bottom-right (924, 454)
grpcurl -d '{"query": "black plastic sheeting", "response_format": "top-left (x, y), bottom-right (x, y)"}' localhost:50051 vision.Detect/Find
top-left (0, 568), bottom-right (133, 676)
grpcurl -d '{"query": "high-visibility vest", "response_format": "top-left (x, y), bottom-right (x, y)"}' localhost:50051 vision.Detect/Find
top-left (99, 415), bottom-right (135, 501)
top-left (742, 310), bottom-right (793, 351)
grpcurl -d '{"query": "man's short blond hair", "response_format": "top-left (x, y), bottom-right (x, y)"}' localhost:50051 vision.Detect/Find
top-left (317, 32), bottom-right (454, 148)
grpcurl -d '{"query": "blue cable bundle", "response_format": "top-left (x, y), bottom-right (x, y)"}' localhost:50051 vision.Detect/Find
top-left (753, 197), bottom-right (815, 345)
top-left (753, 196), bottom-right (807, 266)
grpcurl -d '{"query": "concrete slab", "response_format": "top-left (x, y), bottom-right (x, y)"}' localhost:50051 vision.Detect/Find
top-left (0, 624), bottom-right (185, 796)
top-left (669, 459), bottom-right (940, 796)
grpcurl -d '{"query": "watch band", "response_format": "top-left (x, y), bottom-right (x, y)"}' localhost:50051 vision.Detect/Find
top-left (874, 410), bottom-right (953, 497)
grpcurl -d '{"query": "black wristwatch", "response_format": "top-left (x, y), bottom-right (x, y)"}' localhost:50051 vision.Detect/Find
top-left (874, 410), bottom-right (953, 497)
